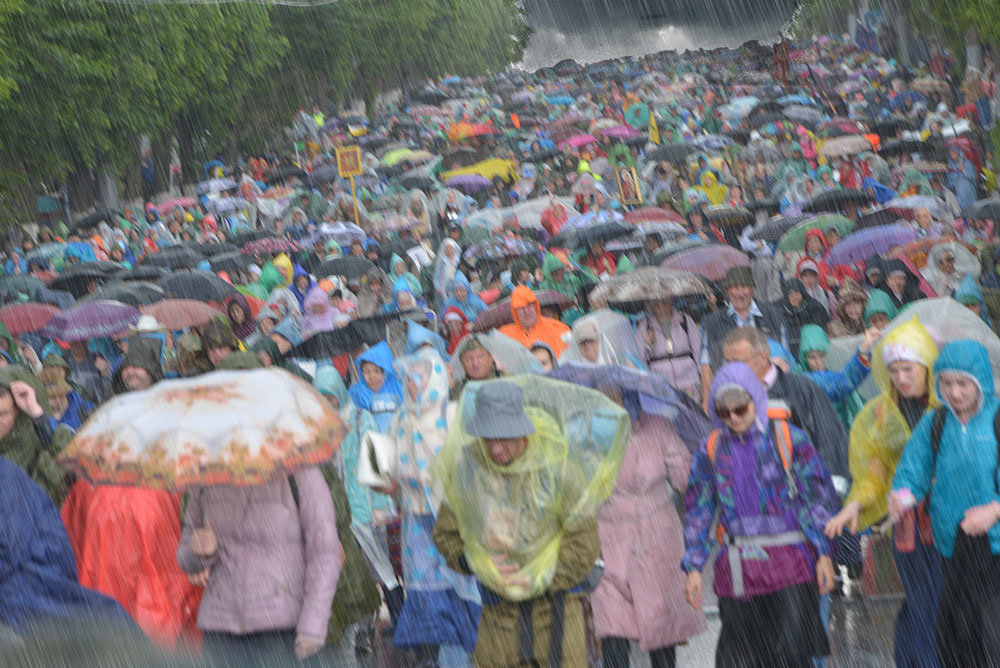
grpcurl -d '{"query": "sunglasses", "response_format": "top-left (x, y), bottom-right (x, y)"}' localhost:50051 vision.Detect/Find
top-left (716, 403), bottom-right (751, 420)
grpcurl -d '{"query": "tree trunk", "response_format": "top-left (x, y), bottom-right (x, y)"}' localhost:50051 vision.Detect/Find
top-left (965, 27), bottom-right (983, 71)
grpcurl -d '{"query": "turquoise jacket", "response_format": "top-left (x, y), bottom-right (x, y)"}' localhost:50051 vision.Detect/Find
top-left (893, 340), bottom-right (1000, 557)
top-left (315, 366), bottom-right (394, 525)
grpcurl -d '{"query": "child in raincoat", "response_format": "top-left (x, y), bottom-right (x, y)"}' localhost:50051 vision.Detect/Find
top-left (890, 340), bottom-right (1000, 668)
top-left (348, 342), bottom-right (404, 434)
top-left (825, 318), bottom-right (942, 667)
top-left (797, 324), bottom-right (876, 430)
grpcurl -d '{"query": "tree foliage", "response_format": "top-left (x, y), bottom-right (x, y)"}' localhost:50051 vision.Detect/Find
top-left (0, 0), bottom-right (530, 216)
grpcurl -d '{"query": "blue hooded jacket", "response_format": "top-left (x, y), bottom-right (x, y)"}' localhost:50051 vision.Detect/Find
top-left (893, 340), bottom-right (1000, 557)
top-left (441, 272), bottom-right (487, 322)
top-left (348, 341), bottom-right (404, 433)
top-left (405, 320), bottom-right (448, 359)
top-left (953, 274), bottom-right (994, 331)
top-left (0, 454), bottom-right (131, 632)
top-left (861, 176), bottom-right (896, 205)
top-left (289, 264), bottom-right (315, 309)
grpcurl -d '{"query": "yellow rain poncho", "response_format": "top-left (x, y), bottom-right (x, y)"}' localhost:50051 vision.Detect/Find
top-left (846, 317), bottom-right (938, 529)
top-left (272, 253), bottom-right (294, 287)
top-left (696, 171), bottom-right (728, 205)
top-left (433, 376), bottom-right (630, 601)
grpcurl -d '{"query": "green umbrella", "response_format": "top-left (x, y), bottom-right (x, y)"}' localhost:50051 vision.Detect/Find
top-left (777, 214), bottom-right (855, 252)
top-left (624, 103), bottom-right (650, 129)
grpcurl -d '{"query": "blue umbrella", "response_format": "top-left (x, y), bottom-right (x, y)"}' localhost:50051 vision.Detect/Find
top-left (826, 224), bottom-right (919, 266)
top-left (550, 363), bottom-right (711, 453)
top-left (777, 94), bottom-right (814, 106)
top-left (546, 95), bottom-right (575, 106)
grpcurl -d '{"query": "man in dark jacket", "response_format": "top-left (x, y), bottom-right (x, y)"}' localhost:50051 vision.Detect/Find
top-left (699, 265), bottom-right (787, 410)
top-left (721, 326), bottom-right (848, 483)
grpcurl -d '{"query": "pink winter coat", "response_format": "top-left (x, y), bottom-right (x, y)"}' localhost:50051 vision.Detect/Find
top-left (592, 413), bottom-right (706, 650)
top-left (177, 467), bottom-right (340, 642)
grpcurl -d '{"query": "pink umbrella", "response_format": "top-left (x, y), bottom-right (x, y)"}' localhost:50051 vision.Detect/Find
top-left (157, 197), bottom-right (196, 212)
top-left (561, 134), bottom-right (599, 149)
top-left (660, 244), bottom-right (750, 282)
top-left (601, 125), bottom-right (643, 139)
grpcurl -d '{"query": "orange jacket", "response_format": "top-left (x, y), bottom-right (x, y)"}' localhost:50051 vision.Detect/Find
top-left (499, 286), bottom-right (571, 356)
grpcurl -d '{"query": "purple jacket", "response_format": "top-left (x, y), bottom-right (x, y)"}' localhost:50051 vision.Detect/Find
top-left (177, 467), bottom-right (340, 641)
top-left (681, 362), bottom-right (838, 598)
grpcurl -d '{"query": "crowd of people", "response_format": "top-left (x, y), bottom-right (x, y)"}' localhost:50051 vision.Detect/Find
top-left (4, 26), bottom-right (1000, 668)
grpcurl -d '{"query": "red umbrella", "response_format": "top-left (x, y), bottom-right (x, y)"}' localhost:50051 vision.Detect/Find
top-left (623, 207), bottom-right (685, 224)
top-left (660, 245), bottom-right (750, 282)
top-left (0, 302), bottom-right (59, 336)
top-left (141, 299), bottom-right (223, 330)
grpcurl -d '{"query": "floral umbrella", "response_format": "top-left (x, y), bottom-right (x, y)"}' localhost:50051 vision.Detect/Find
top-left (588, 266), bottom-right (710, 307)
top-left (57, 368), bottom-right (345, 490)
top-left (240, 237), bottom-right (304, 257)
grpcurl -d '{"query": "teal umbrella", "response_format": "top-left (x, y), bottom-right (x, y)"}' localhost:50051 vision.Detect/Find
top-left (624, 103), bottom-right (650, 129)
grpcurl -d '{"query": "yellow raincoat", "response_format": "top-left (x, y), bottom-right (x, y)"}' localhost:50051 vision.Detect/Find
top-left (696, 171), bottom-right (728, 205)
top-left (271, 253), bottom-right (294, 287)
top-left (845, 318), bottom-right (939, 529)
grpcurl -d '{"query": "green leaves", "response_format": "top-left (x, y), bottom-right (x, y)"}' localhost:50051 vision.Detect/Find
top-left (0, 0), bottom-right (528, 210)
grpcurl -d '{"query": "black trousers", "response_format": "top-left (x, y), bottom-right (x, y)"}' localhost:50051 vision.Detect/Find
top-left (716, 582), bottom-right (827, 668)
top-left (601, 637), bottom-right (676, 668)
top-left (937, 531), bottom-right (1000, 668)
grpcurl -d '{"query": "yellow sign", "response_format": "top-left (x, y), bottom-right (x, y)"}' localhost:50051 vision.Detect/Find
top-left (336, 146), bottom-right (363, 178)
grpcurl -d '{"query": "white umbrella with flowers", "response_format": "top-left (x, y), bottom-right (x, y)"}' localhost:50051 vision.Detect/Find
top-left (57, 368), bottom-right (345, 490)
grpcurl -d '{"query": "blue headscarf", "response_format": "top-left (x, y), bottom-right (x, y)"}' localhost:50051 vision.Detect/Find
top-left (348, 341), bottom-right (404, 433)
top-left (441, 271), bottom-right (487, 322)
top-left (289, 264), bottom-right (315, 309)
top-left (405, 320), bottom-right (449, 359)
top-left (954, 274), bottom-right (994, 330)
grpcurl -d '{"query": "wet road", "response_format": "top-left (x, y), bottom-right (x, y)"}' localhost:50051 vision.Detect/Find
top-left (348, 589), bottom-right (901, 667)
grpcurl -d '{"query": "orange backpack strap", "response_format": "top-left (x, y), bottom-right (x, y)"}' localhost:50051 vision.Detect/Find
top-left (706, 429), bottom-right (720, 464)
top-left (772, 418), bottom-right (798, 500)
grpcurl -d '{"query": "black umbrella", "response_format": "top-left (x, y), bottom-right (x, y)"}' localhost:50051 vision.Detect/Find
top-left (288, 326), bottom-right (365, 360)
top-left (380, 239), bottom-right (419, 263)
top-left (309, 165), bottom-right (341, 185)
top-left (48, 263), bottom-right (119, 298)
top-left (871, 118), bottom-right (916, 138)
top-left (110, 265), bottom-right (169, 282)
top-left (314, 257), bottom-right (376, 280)
top-left (142, 248), bottom-right (205, 270)
top-left (440, 148), bottom-right (485, 169)
top-left (70, 210), bottom-right (123, 233)
top-left (880, 139), bottom-right (927, 158)
top-left (705, 207), bottom-right (753, 228)
top-left (414, 89), bottom-right (450, 105)
top-left (856, 207), bottom-right (901, 229)
top-left (963, 198), bottom-right (1000, 220)
top-left (359, 135), bottom-right (392, 150)
top-left (645, 143), bottom-right (699, 164)
top-left (723, 129), bottom-right (751, 146)
top-left (160, 271), bottom-right (241, 302)
top-left (0, 274), bottom-right (45, 299)
top-left (801, 188), bottom-right (874, 214)
top-left (552, 221), bottom-right (633, 249)
top-left (749, 214), bottom-right (810, 242)
top-left (199, 242), bottom-right (239, 257)
top-left (81, 281), bottom-right (165, 307)
top-left (749, 112), bottom-right (792, 129)
top-left (209, 251), bottom-right (254, 274)
top-left (34, 286), bottom-right (75, 309)
top-left (231, 229), bottom-right (271, 247)
top-left (395, 174), bottom-right (436, 191)
top-left (746, 197), bottom-right (782, 216)
top-left (525, 148), bottom-right (563, 163)
top-left (265, 166), bottom-right (309, 185)
top-left (350, 310), bottom-right (426, 347)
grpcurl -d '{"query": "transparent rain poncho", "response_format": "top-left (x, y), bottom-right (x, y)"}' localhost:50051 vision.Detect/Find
top-left (432, 375), bottom-right (630, 601)
top-left (559, 309), bottom-right (645, 369)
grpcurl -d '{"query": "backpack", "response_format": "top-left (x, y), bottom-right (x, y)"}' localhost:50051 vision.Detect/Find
top-left (929, 406), bottom-right (1000, 494)
top-left (705, 404), bottom-right (798, 543)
